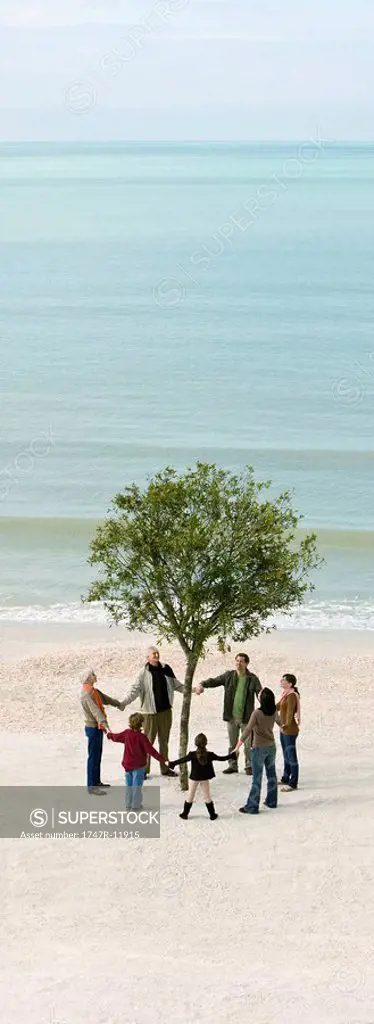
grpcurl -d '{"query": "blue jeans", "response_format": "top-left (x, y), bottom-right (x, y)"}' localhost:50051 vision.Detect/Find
top-left (244, 745), bottom-right (277, 813)
top-left (280, 733), bottom-right (299, 788)
top-left (125, 768), bottom-right (145, 809)
top-left (85, 726), bottom-right (103, 788)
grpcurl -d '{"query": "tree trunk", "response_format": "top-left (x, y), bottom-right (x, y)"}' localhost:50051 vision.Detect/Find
top-left (178, 653), bottom-right (199, 791)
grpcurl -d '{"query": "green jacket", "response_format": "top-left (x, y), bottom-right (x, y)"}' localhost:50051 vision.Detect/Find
top-left (200, 669), bottom-right (262, 724)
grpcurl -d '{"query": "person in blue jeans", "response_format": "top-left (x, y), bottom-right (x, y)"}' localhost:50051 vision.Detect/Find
top-left (107, 712), bottom-right (166, 810)
top-left (81, 668), bottom-right (123, 794)
top-left (234, 688), bottom-right (277, 815)
top-left (276, 674), bottom-right (300, 791)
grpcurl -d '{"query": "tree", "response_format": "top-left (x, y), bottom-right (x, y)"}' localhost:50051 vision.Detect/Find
top-left (86, 463), bottom-right (321, 789)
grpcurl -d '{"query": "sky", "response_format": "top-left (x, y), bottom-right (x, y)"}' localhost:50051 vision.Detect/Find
top-left (0, 0), bottom-right (373, 140)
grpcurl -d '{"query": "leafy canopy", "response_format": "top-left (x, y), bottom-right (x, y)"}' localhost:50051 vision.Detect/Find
top-left (86, 463), bottom-right (321, 658)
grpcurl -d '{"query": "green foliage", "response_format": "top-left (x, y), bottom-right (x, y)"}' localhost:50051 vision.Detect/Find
top-left (86, 462), bottom-right (321, 657)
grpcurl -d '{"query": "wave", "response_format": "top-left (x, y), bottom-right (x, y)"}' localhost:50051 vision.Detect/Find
top-left (0, 599), bottom-right (374, 630)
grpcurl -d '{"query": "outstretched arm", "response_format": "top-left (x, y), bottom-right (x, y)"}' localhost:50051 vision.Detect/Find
top-left (200, 672), bottom-right (228, 689)
top-left (168, 754), bottom-right (192, 768)
top-left (193, 672), bottom-right (228, 694)
top-left (211, 752), bottom-right (237, 762)
top-left (107, 729), bottom-right (127, 743)
top-left (119, 674), bottom-right (143, 710)
top-left (96, 689), bottom-right (123, 709)
top-left (142, 735), bottom-right (166, 764)
top-left (236, 712), bottom-right (256, 749)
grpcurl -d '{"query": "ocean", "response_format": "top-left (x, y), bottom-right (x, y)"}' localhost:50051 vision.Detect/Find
top-left (1, 141), bottom-right (374, 628)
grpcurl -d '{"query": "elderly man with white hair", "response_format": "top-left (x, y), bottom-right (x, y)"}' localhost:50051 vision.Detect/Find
top-left (80, 668), bottom-right (123, 794)
top-left (121, 647), bottom-right (184, 778)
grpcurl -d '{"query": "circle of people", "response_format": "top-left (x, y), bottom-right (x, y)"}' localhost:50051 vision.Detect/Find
top-left (80, 647), bottom-right (300, 819)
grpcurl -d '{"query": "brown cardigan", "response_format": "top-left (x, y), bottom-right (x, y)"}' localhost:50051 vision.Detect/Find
top-left (276, 692), bottom-right (299, 736)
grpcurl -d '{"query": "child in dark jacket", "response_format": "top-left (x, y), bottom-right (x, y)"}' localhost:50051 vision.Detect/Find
top-left (169, 733), bottom-right (236, 820)
top-left (107, 712), bottom-right (166, 809)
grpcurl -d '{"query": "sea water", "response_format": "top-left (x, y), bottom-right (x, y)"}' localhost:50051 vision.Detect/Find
top-left (1, 142), bottom-right (373, 627)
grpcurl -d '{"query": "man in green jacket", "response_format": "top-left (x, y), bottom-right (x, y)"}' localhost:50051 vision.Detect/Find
top-left (193, 653), bottom-right (261, 775)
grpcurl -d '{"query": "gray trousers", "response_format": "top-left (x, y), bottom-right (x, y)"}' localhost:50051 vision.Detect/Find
top-left (227, 719), bottom-right (252, 769)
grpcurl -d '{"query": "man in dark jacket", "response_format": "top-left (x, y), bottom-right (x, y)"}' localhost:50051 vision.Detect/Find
top-left (193, 653), bottom-right (261, 775)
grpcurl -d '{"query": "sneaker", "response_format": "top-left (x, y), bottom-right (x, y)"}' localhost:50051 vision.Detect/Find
top-left (280, 785), bottom-right (297, 792)
top-left (239, 806), bottom-right (249, 813)
top-left (223, 766), bottom-right (238, 775)
top-left (162, 769), bottom-right (178, 777)
top-left (88, 786), bottom-right (107, 795)
top-left (245, 767), bottom-right (252, 776)
top-left (97, 782), bottom-right (111, 788)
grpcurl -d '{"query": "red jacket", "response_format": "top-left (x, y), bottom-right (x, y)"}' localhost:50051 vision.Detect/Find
top-left (108, 728), bottom-right (165, 771)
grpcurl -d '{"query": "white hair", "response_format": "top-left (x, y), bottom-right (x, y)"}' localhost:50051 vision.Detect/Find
top-left (81, 668), bottom-right (96, 685)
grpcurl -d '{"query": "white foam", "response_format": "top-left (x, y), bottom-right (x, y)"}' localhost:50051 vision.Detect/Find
top-left (0, 599), bottom-right (374, 629)
top-left (0, 602), bottom-right (108, 624)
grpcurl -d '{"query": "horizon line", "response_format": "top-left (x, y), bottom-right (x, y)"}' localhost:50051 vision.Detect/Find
top-left (1, 139), bottom-right (373, 145)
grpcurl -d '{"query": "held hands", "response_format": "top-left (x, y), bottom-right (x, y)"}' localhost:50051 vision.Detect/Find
top-left (193, 683), bottom-right (204, 695)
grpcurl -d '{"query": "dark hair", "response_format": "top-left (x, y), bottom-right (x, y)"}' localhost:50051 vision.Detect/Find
top-left (259, 687), bottom-right (276, 716)
top-left (236, 652), bottom-right (249, 665)
top-left (283, 673), bottom-right (300, 695)
top-left (195, 732), bottom-right (208, 765)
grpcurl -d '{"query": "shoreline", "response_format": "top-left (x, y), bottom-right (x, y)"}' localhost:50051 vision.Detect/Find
top-left (1, 621), bottom-right (374, 662)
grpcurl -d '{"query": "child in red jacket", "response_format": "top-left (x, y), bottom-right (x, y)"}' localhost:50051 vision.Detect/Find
top-left (107, 712), bottom-right (166, 809)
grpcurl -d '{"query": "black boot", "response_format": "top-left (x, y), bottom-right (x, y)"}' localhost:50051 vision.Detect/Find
top-left (179, 801), bottom-right (192, 819)
top-left (206, 801), bottom-right (218, 820)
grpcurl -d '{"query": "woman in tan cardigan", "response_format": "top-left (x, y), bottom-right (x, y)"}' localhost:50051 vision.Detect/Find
top-left (276, 673), bottom-right (300, 792)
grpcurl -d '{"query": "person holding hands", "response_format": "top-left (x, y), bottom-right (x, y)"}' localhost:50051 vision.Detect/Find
top-left (80, 668), bottom-right (123, 794)
top-left (107, 712), bottom-right (167, 810)
top-left (193, 653), bottom-right (261, 775)
top-left (235, 687), bottom-right (278, 814)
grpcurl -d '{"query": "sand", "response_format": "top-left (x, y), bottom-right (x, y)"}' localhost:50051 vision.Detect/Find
top-left (1, 624), bottom-right (374, 1024)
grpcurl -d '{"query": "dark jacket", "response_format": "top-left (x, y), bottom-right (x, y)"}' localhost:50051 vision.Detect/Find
top-left (169, 751), bottom-right (235, 781)
top-left (200, 669), bottom-right (262, 724)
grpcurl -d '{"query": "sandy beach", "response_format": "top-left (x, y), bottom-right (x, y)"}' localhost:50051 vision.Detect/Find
top-left (1, 623), bottom-right (374, 1024)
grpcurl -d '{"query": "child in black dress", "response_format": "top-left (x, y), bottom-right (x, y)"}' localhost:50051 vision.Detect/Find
top-left (169, 733), bottom-right (236, 820)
